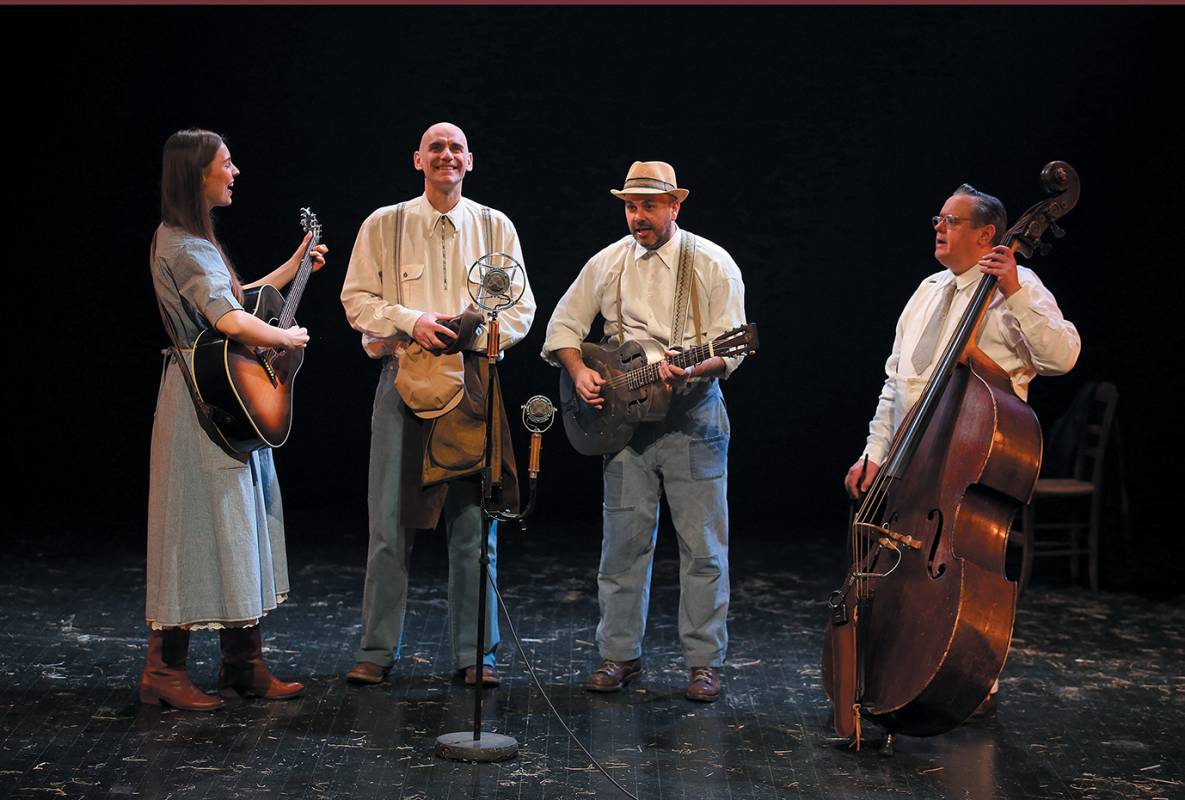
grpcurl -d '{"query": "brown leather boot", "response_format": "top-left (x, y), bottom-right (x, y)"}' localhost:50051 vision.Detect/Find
top-left (218, 625), bottom-right (304, 700)
top-left (139, 627), bottom-right (224, 711)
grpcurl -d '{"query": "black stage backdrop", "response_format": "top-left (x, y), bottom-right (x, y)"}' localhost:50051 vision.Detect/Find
top-left (6, 7), bottom-right (1180, 592)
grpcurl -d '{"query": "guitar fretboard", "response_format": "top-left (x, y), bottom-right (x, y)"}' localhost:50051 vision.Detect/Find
top-left (610, 341), bottom-right (718, 390)
top-left (262, 209), bottom-right (320, 363)
top-left (277, 242), bottom-right (316, 330)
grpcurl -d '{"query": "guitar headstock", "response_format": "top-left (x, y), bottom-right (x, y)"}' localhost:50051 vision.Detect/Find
top-left (300, 207), bottom-right (322, 245)
top-left (713, 323), bottom-right (759, 357)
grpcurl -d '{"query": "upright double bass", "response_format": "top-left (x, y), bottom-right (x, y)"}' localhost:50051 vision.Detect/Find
top-left (822, 162), bottom-right (1081, 749)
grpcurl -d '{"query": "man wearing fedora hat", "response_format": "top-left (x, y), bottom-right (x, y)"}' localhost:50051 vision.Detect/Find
top-left (543, 161), bottom-right (747, 702)
top-left (341, 122), bottom-right (535, 689)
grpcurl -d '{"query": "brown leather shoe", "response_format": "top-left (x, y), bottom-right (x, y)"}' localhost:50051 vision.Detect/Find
top-left (585, 658), bottom-right (642, 692)
top-left (139, 628), bottom-right (225, 711)
top-left (346, 661), bottom-right (391, 685)
top-left (686, 666), bottom-right (721, 702)
top-left (217, 625), bottom-right (304, 700)
top-left (464, 664), bottom-right (501, 687)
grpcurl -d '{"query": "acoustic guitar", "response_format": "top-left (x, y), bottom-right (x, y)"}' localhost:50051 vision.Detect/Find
top-left (559, 323), bottom-right (758, 456)
top-left (191, 208), bottom-right (321, 454)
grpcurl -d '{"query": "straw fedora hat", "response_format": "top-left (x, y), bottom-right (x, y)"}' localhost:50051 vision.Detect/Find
top-left (610, 161), bottom-right (689, 202)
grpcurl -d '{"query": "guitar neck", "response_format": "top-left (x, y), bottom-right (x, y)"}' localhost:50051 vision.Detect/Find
top-left (628, 340), bottom-right (717, 388)
top-left (276, 240), bottom-right (317, 329)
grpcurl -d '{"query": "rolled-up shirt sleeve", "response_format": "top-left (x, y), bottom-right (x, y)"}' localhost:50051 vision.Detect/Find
top-left (176, 240), bottom-right (243, 327)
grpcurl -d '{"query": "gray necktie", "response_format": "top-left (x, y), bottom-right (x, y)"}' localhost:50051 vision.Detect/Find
top-left (911, 280), bottom-right (958, 374)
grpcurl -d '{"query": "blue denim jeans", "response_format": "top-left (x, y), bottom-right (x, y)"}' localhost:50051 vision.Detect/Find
top-left (597, 380), bottom-right (730, 668)
top-left (354, 359), bottom-right (499, 670)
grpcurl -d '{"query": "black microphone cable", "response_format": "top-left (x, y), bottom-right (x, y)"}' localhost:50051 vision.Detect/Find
top-left (480, 391), bottom-right (639, 798)
top-left (489, 573), bottom-right (641, 800)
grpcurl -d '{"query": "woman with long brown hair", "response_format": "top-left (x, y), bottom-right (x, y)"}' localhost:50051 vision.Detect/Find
top-left (143, 128), bottom-right (327, 710)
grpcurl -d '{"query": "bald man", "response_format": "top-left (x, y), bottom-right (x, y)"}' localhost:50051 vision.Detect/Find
top-left (341, 123), bottom-right (535, 688)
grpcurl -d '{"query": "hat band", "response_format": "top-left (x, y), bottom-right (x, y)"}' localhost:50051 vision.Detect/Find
top-left (622, 176), bottom-right (676, 192)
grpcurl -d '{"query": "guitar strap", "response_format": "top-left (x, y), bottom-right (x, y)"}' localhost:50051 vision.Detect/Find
top-left (686, 236), bottom-right (704, 349)
top-left (669, 229), bottom-right (697, 349)
top-left (616, 229), bottom-right (704, 349)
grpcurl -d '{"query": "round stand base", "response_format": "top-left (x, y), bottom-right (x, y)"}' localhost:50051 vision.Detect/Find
top-left (434, 732), bottom-right (519, 762)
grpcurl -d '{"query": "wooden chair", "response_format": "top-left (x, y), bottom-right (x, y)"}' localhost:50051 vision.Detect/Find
top-left (1016, 382), bottom-right (1119, 593)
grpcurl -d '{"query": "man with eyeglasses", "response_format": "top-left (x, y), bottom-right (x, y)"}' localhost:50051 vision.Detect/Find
top-left (841, 183), bottom-right (1080, 715)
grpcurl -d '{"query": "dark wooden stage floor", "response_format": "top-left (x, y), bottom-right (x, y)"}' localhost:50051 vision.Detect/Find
top-left (2, 524), bottom-right (1181, 799)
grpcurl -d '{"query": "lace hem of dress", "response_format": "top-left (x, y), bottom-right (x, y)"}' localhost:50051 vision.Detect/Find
top-left (147, 593), bottom-right (288, 631)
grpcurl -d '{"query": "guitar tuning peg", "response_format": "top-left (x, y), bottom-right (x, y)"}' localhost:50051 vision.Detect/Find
top-left (1038, 241), bottom-right (1053, 256)
top-left (1050, 221), bottom-right (1066, 239)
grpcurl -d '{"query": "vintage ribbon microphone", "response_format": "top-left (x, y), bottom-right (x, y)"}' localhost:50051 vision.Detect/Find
top-left (499, 395), bottom-right (557, 531)
top-left (434, 253), bottom-right (552, 764)
top-left (522, 396), bottom-right (556, 480)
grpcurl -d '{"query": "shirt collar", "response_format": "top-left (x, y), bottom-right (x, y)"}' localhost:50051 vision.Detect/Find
top-left (953, 266), bottom-right (982, 293)
top-left (632, 224), bottom-right (681, 268)
top-left (418, 193), bottom-right (463, 229)
top-left (939, 265), bottom-right (981, 294)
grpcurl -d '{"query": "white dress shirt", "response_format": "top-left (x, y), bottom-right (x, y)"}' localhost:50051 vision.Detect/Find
top-left (542, 226), bottom-right (747, 377)
top-left (863, 264), bottom-right (1081, 465)
top-left (341, 194), bottom-right (535, 356)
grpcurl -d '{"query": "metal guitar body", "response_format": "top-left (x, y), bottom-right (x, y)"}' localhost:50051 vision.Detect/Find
top-left (559, 339), bottom-right (671, 456)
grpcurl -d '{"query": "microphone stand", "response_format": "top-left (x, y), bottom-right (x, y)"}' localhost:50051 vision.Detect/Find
top-left (434, 306), bottom-right (548, 763)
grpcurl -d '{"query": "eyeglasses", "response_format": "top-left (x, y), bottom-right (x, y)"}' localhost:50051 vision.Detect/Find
top-left (932, 214), bottom-right (974, 228)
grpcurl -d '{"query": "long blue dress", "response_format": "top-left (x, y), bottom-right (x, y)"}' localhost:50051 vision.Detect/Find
top-left (146, 223), bottom-right (289, 629)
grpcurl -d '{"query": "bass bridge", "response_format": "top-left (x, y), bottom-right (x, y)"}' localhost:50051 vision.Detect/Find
top-left (853, 522), bottom-right (924, 562)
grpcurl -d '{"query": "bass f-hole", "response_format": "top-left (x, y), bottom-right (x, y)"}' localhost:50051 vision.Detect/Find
top-left (925, 508), bottom-right (946, 579)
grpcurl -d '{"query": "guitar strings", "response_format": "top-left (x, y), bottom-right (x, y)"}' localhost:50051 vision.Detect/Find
top-left (600, 339), bottom-right (732, 390)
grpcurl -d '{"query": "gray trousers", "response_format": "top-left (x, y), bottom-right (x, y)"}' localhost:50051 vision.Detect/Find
top-left (597, 380), bottom-right (730, 668)
top-left (354, 359), bottom-right (498, 670)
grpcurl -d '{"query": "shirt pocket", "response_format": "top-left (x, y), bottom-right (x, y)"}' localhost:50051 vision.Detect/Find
top-left (602, 456), bottom-right (631, 511)
top-left (396, 262), bottom-right (426, 306)
top-left (399, 262), bottom-right (425, 282)
top-left (689, 434), bottom-right (728, 481)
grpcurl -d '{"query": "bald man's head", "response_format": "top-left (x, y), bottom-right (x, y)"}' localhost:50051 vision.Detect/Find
top-left (414, 122), bottom-right (473, 196)
top-left (420, 122), bottom-right (467, 150)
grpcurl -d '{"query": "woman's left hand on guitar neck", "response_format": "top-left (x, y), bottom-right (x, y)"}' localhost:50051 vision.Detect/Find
top-left (244, 232), bottom-right (329, 292)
